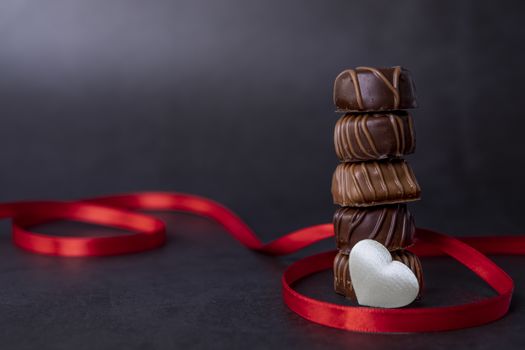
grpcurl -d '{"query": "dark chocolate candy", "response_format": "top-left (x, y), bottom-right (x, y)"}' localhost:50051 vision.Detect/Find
top-left (333, 66), bottom-right (417, 112)
top-left (331, 159), bottom-right (421, 206)
top-left (334, 204), bottom-right (415, 254)
top-left (334, 112), bottom-right (416, 162)
top-left (334, 249), bottom-right (423, 300)
top-left (333, 251), bottom-right (355, 299)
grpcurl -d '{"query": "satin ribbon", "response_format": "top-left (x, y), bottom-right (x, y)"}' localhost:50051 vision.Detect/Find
top-left (0, 192), bottom-right (521, 333)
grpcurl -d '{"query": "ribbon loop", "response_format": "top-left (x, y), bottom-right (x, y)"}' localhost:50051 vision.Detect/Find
top-left (0, 193), bottom-right (518, 332)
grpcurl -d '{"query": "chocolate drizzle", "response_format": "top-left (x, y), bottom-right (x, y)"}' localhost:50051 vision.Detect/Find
top-left (347, 69), bottom-right (364, 110)
top-left (333, 251), bottom-right (355, 299)
top-left (334, 112), bottom-right (416, 162)
top-left (331, 160), bottom-right (421, 206)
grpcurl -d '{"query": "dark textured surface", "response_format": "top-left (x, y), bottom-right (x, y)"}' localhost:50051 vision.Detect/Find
top-left (0, 214), bottom-right (524, 350)
top-left (0, 0), bottom-right (525, 348)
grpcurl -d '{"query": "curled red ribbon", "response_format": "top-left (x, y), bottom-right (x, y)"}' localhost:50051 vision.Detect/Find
top-left (0, 192), bottom-right (521, 333)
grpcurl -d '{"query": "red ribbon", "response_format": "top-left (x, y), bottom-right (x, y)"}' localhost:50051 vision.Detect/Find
top-left (0, 192), bottom-right (521, 333)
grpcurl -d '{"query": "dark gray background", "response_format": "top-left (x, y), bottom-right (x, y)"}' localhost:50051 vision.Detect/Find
top-left (0, 0), bottom-right (524, 349)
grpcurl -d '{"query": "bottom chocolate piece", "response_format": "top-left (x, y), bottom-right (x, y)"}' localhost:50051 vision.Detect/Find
top-left (334, 249), bottom-right (424, 300)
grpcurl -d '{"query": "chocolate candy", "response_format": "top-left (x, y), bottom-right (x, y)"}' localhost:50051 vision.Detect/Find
top-left (331, 65), bottom-right (424, 303)
top-left (333, 66), bottom-right (417, 112)
top-left (331, 159), bottom-right (420, 206)
top-left (334, 249), bottom-right (423, 300)
top-left (334, 204), bottom-right (415, 254)
top-left (334, 112), bottom-right (416, 162)
top-left (333, 251), bottom-right (355, 299)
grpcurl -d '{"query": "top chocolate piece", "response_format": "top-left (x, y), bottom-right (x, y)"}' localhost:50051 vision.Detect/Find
top-left (333, 66), bottom-right (417, 112)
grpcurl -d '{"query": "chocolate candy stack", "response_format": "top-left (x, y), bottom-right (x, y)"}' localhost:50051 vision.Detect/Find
top-left (331, 66), bottom-right (424, 300)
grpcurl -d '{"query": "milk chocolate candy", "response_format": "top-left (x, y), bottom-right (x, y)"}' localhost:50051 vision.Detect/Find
top-left (333, 66), bottom-right (417, 112)
top-left (334, 113), bottom-right (416, 162)
top-left (331, 159), bottom-right (421, 206)
top-left (334, 204), bottom-right (415, 254)
top-left (334, 250), bottom-right (423, 300)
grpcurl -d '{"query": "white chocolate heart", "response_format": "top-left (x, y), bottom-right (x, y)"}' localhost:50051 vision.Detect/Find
top-left (349, 239), bottom-right (419, 308)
